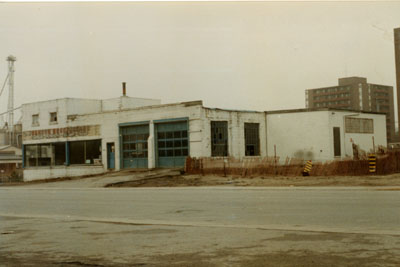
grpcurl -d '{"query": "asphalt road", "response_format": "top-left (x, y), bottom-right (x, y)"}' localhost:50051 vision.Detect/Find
top-left (1, 187), bottom-right (400, 266)
top-left (1, 187), bottom-right (399, 234)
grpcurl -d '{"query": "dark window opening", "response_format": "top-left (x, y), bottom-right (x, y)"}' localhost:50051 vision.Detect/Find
top-left (24, 142), bottom-right (66, 167)
top-left (244, 123), bottom-right (260, 156)
top-left (70, 140), bottom-right (101, 164)
top-left (50, 112), bottom-right (57, 123)
top-left (70, 141), bottom-right (85, 164)
top-left (211, 121), bottom-right (228, 157)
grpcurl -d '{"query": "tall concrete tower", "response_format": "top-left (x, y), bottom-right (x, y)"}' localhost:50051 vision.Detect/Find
top-left (6, 55), bottom-right (16, 129)
top-left (395, 28), bottom-right (400, 137)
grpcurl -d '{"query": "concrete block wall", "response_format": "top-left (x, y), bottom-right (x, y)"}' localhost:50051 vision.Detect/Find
top-left (202, 108), bottom-right (267, 158)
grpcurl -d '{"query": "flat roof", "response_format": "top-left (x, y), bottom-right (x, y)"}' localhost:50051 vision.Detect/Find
top-left (21, 96), bottom-right (161, 106)
top-left (265, 107), bottom-right (385, 115)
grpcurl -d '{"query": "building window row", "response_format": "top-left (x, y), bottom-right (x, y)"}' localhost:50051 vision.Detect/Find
top-left (315, 86), bottom-right (350, 94)
top-left (24, 139), bottom-right (101, 167)
top-left (315, 100), bottom-right (350, 107)
top-left (372, 85), bottom-right (388, 91)
top-left (374, 92), bottom-right (389, 97)
top-left (31, 112), bottom-right (58, 126)
top-left (314, 93), bottom-right (350, 100)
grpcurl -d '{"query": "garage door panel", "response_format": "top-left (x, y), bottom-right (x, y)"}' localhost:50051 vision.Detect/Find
top-left (156, 121), bottom-right (188, 168)
top-left (121, 124), bottom-right (149, 169)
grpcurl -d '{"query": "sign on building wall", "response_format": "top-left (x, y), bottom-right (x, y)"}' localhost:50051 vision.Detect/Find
top-left (22, 125), bottom-right (101, 141)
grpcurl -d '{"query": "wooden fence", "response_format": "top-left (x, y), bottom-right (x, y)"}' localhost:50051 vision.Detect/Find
top-left (184, 151), bottom-right (400, 176)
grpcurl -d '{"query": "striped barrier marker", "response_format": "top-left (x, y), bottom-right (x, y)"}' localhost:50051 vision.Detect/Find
top-left (302, 160), bottom-right (312, 176)
top-left (368, 154), bottom-right (376, 173)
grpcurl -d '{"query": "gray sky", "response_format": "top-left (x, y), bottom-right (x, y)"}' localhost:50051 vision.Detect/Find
top-left (1, 1), bottom-right (400, 121)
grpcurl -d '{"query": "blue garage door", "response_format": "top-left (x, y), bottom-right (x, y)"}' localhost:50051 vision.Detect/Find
top-left (156, 121), bottom-right (188, 167)
top-left (121, 124), bottom-right (149, 168)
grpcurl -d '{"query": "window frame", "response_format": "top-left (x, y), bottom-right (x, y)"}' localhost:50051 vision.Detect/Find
top-left (32, 114), bottom-right (39, 126)
top-left (211, 121), bottom-right (228, 157)
top-left (49, 112), bottom-right (58, 124)
top-left (244, 123), bottom-right (260, 156)
top-left (345, 117), bottom-right (374, 134)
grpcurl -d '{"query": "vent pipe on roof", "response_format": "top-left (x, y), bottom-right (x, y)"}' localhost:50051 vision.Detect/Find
top-left (122, 82), bottom-right (126, 96)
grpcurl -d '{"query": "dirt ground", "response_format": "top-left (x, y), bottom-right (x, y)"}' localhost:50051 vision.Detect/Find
top-left (107, 172), bottom-right (400, 187)
top-left (1, 216), bottom-right (399, 267)
top-left (2, 169), bottom-right (400, 188)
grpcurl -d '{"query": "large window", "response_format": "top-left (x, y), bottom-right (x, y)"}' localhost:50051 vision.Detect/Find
top-left (211, 121), bottom-right (228, 157)
top-left (24, 143), bottom-right (66, 167)
top-left (24, 140), bottom-right (101, 167)
top-left (345, 117), bottom-right (374, 134)
top-left (70, 140), bottom-right (101, 164)
top-left (244, 123), bottom-right (260, 156)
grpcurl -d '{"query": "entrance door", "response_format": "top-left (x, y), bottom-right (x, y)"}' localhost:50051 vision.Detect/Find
top-left (333, 127), bottom-right (341, 157)
top-left (107, 143), bottom-right (115, 169)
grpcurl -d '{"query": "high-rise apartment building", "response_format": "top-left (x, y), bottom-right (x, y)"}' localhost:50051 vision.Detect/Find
top-left (395, 27), bottom-right (400, 137)
top-left (306, 77), bottom-right (395, 142)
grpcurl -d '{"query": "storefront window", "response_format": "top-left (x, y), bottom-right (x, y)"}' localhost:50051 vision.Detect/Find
top-left (24, 142), bottom-right (66, 167)
top-left (70, 140), bottom-right (101, 164)
top-left (24, 140), bottom-right (101, 167)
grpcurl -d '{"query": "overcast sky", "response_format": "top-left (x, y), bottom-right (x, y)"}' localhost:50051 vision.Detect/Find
top-left (1, 1), bottom-right (400, 122)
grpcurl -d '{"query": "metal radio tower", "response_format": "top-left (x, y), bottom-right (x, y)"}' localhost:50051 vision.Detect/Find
top-left (7, 55), bottom-right (16, 129)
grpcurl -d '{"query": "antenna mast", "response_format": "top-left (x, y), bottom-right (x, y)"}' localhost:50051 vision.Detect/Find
top-left (7, 55), bottom-right (16, 129)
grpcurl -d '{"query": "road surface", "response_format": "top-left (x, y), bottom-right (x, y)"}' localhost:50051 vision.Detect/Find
top-left (1, 187), bottom-right (399, 266)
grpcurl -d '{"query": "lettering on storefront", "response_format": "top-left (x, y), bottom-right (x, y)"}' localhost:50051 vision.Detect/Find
top-left (23, 125), bottom-right (101, 141)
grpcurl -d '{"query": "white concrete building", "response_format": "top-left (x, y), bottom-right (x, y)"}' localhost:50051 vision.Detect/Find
top-left (21, 96), bottom-right (387, 181)
top-left (266, 109), bottom-right (387, 163)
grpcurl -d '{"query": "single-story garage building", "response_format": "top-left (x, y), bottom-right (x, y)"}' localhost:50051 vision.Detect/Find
top-left (21, 95), bottom-right (387, 181)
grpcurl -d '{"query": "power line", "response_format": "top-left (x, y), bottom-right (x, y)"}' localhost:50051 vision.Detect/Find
top-left (0, 106), bottom-right (20, 116)
top-left (0, 72), bottom-right (9, 98)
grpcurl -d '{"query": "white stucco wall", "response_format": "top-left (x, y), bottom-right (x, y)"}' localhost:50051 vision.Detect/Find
top-left (23, 165), bottom-right (105, 182)
top-left (101, 97), bottom-right (161, 112)
top-left (22, 97), bottom-right (162, 133)
top-left (22, 101), bottom-right (205, 180)
top-left (22, 99), bottom-right (68, 131)
top-left (267, 111), bottom-right (332, 162)
top-left (329, 111), bottom-right (387, 157)
top-left (22, 98), bottom-right (387, 181)
top-left (266, 110), bottom-right (387, 162)
top-left (66, 98), bottom-right (102, 116)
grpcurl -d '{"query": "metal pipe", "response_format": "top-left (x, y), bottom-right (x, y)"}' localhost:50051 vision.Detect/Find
top-left (122, 82), bottom-right (126, 96)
